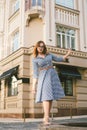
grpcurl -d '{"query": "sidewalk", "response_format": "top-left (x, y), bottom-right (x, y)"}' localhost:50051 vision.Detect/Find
top-left (0, 115), bottom-right (87, 123)
top-left (0, 115), bottom-right (87, 130)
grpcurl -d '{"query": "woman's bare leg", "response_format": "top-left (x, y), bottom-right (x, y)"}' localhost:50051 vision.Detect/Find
top-left (43, 100), bottom-right (52, 124)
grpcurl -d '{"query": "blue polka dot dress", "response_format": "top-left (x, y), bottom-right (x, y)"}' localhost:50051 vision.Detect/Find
top-left (32, 53), bottom-right (65, 103)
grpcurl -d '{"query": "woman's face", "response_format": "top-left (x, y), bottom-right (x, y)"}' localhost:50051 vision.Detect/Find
top-left (37, 43), bottom-right (45, 54)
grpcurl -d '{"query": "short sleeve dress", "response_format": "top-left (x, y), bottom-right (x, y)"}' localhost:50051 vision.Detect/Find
top-left (32, 53), bottom-right (65, 103)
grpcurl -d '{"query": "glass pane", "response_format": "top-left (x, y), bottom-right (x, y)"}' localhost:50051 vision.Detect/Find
top-left (56, 0), bottom-right (74, 9)
top-left (14, 0), bottom-right (19, 11)
top-left (14, 87), bottom-right (18, 95)
top-left (11, 76), bottom-right (18, 96)
top-left (61, 81), bottom-right (65, 90)
top-left (8, 76), bottom-right (18, 96)
top-left (66, 79), bottom-right (73, 96)
top-left (38, 0), bottom-right (42, 6)
top-left (69, 30), bottom-right (75, 36)
top-left (71, 37), bottom-right (75, 49)
top-left (62, 34), bottom-right (65, 48)
top-left (57, 33), bottom-right (61, 47)
top-left (65, 0), bottom-right (74, 8)
top-left (13, 32), bottom-right (19, 51)
top-left (60, 78), bottom-right (65, 93)
top-left (32, 0), bottom-right (36, 6)
top-left (67, 35), bottom-right (70, 48)
top-left (56, 0), bottom-right (65, 5)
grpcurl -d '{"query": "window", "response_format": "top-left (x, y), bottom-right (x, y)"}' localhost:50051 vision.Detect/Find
top-left (56, 26), bottom-right (75, 49)
top-left (37, 0), bottom-right (42, 6)
top-left (32, 0), bottom-right (36, 6)
top-left (60, 77), bottom-right (73, 96)
top-left (56, 0), bottom-right (74, 9)
top-left (25, 0), bottom-right (42, 11)
top-left (11, 0), bottom-right (19, 14)
top-left (8, 76), bottom-right (18, 96)
top-left (12, 31), bottom-right (19, 52)
top-left (14, 0), bottom-right (19, 11)
top-left (32, 0), bottom-right (42, 6)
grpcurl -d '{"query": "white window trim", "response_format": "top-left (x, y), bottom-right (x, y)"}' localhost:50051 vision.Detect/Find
top-left (11, 0), bottom-right (19, 15)
top-left (56, 30), bottom-right (76, 49)
top-left (12, 31), bottom-right (19, 52)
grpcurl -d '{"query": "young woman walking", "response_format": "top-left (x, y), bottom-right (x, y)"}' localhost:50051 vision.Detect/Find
top-left (32, 41), bottom-right (71, 125)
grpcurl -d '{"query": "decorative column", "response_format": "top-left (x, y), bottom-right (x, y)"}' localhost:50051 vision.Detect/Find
top-left (0, 80), bottom-right (5, 109)
top-left (0, 0), bottom-right (5, 60)
top-left (44, 0), bottom-right (56, 46)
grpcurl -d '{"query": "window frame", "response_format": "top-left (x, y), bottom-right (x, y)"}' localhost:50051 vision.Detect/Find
top-left (8, 75), bottom-right (18, 97)
top-left (12, 31), bottom-right (19, 52)
top-left (60, 77), bottom-right (73, 96)
top-left (56, 27), bottom-right (76, 49)
top-left (10, 0), bottom-right (20, 16)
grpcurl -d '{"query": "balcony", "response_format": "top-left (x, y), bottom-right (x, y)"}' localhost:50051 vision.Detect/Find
top-left (25, 0), bottom-right (45, 26)
top-left (55, 5), bottom-right (80, 29)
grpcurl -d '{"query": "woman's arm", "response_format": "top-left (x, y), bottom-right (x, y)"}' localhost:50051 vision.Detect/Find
top-left (51, 49), bottom-right (71, 62)
top-left (32, 78), bottom-right (38, 93)
top-left (63, 49), bottom-right (71, 61)
top-left (32, 59), bottom-right (39, 93)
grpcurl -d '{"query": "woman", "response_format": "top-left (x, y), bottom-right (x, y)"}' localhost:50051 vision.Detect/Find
top-left (32, 41), bottom-right (71, 125)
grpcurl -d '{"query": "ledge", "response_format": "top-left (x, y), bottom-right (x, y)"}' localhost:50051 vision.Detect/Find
top-left (47, 46), bottom-right (87, 58)
top-left (55, 4), bottom-right (80, 14)
top-left (0, 46), bottom-right (87, 66)
top-left (8, 9), bottom-right (20, 22)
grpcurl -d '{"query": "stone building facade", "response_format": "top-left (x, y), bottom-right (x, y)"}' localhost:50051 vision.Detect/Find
top-left (0, 0), bottom-right (87, 118)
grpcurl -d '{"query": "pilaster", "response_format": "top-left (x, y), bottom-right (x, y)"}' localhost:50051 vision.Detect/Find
top-left (0, 80), bottom-right (5, 109)
top-left (20, 0), bottom-right (25, 47)
top-left (44, 0), bottom-right (56, 46)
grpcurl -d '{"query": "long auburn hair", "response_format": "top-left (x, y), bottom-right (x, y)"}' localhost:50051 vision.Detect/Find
top-left (33, 41), bottom-right (48, 57)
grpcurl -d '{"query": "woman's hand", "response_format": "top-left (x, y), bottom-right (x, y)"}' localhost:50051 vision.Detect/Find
top-left (32, 78), bottom-right (38, 94)
top-left (67, 49), bottom-right (72, 56)
top-left (63, 49), bottom-right (72, 61)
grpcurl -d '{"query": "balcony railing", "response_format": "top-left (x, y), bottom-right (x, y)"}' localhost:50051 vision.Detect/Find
top-left (25, 0), bottom-right (45, 26)
top-left (55, 5), bottom-right (79, 28)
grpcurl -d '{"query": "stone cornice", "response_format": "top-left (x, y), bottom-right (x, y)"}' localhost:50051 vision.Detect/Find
top-left (55, 4), bottom-right (80, 14)
top-left (0, 47), bottom-right (34, 66)
top-left (47, 46), bottom-right (87, 58)
top-left (0, 46), bottom-right (87, 66)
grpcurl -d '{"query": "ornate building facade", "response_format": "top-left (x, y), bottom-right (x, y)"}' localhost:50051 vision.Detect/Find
top-left (0, 0), bottom-right (87, 118)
